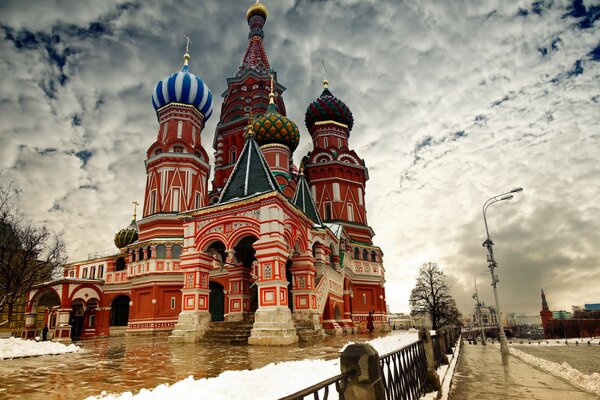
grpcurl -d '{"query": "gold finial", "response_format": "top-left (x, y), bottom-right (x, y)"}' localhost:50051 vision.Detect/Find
top-left (299, 166), bottom-right (304, 175)
top-left (321, 60), bottom-right (328, 88)
top-left (269, 73), bottom-right (275, 104)
top-left (183, 35), bottom-right (192, 66)
top-left (246, 0), bottom-right (268, 21)
top-left (132, 201), bottom-right (140, 220)
top-left (245, 110), bottom-right (255, 138)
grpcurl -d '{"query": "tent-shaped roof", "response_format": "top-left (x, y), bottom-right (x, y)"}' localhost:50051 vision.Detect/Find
top-left (218, 135), bottom-right (280, 203)
top-left (292, 172), bottom-right (322, 226)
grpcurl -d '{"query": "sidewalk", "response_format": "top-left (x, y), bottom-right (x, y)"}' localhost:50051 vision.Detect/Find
top-left (448, 342), bottom-right (598, 400)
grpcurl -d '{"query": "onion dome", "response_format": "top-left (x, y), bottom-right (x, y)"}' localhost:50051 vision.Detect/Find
top-left (151, 53), bottom-right (213, 121)
top-left (114, 219), bottom-right (138, 249)
top-left (252, 82), bottom-right (300, 151)
top-left (305, 80), bottom-right (354, 131)
top-left (246, 1), bottom-right (268, 21)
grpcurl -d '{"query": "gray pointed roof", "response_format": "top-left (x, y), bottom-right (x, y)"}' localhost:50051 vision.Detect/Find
top-left (292, 172), bottom-right (323, 226)
top-left (218, 136), bottom-right (280, 203)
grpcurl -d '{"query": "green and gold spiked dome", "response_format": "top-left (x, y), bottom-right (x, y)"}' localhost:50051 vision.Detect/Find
top-left (252, 76), bottom-right (300, 152)
top-left (114, 205), bottom-right (139, 249)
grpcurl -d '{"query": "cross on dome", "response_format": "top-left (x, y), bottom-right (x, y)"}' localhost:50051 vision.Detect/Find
top-left (183, 34), bottom-right (192, 66)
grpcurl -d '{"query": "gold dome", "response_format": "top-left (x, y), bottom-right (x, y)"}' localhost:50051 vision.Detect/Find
top-left (246, 1), bottom-right (268, 21)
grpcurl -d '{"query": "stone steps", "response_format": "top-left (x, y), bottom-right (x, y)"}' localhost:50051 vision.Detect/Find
top-left (201, 318), bottom-right (255, 344)
top-left (295, 320), bottom-right (325, 343)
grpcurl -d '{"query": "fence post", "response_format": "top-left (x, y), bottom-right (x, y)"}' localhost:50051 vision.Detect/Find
top-left (340, 343), bottom-right (386, 400)
top-left (418, 328), bottom-right (441, 392)
top-left (437, 329), bottom-right (451, 362)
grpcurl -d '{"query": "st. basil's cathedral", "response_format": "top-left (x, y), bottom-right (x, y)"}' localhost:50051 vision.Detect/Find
top-left (21, 2), bottom-right (390, 345)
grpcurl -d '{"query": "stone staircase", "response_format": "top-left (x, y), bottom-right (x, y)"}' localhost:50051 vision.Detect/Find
top-left (201, 316), bottom-right (255, 344)
top-left (295, 319), bottom-right (325, 342)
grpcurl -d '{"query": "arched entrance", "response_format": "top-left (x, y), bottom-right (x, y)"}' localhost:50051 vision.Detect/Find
top-left (209, 281), bottom-right (225, 322)
top-left (110, 295), bottom-right (130, 326)
top-left (70, 301), bottom-right (85, 338)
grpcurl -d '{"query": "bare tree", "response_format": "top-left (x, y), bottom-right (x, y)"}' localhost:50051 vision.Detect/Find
top-left (0, 175), bottom-right (66, 326)
top-left (409, 262), bottom-right (461, 330)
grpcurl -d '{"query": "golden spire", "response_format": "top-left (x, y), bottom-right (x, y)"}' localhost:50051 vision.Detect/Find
top-left (183, 35), bottom-right (192, 66)
top-left (269, 73), bottom-right (275, 104)
top-left (321, 60), bottom-right (329, 89)
top-left (132, 201), bottom-right (139, 221)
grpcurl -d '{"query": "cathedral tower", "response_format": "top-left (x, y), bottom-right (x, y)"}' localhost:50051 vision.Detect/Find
top-left (303, 80), bottom-right (373, 245)
top-left (209, 2), bottom-right (288, 202)
top-left (139, 50), bottom-right (213, 241)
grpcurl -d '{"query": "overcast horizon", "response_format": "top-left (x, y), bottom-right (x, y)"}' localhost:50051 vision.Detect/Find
top-left (1, 0), bottom-right (599, 317)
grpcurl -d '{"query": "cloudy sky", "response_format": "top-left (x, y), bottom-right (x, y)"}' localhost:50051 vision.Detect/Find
top-left (1, 0), bottom-right (599, 316)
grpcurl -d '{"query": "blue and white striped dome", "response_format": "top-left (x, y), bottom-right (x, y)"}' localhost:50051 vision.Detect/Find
top-left (152, 65), bottom-right (213, 120)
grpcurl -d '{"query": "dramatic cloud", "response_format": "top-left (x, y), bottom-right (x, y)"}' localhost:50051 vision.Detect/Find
top-left (1, 0), bottom-right (598, 316)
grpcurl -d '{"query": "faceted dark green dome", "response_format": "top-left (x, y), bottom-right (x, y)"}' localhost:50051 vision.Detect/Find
top-left (252, 102), bottom-right (300, 152)
top-left (114, 220), bottom-right (138, 249)
top-left (305, 84), bottom-right (354, 131)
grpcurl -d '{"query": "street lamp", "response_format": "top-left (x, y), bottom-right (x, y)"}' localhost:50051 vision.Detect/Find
top-left (473, 272), bottom-right (488, 345)
top-left (482, 187), bottom-right (523, 354)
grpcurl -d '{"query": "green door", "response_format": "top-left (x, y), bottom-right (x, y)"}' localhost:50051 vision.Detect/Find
top-left (209, 282), bottom-right (225, 322)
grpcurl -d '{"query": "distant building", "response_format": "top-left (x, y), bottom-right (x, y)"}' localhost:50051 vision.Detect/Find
top-left (540, 289), bottom-right (600, 339)
top-left (387, 313), bottom-right (413, 330)
top-left (471, 303), bottom-right (498, 329)
top-left (507, 313), bottom-right (541, 327)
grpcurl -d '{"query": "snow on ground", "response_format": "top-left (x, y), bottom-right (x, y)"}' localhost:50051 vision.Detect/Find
top-left (0, 337), bottom-right (81, 359)
top-left (509, 346), bottom-right (600, 397)
top-left (88, 332), bottom-right (419, 400)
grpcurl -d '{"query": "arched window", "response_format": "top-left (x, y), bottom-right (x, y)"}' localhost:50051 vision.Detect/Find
top-left (138, 248), bottom-right (144, 261)
top-left (371, 251), bottom-right (377, 262)
top-left (156, 245), bottom-right (167, 259)
top-left (147, 246), bottom-right (152, 259)
top-left (131, 251), bottom-right (136, 262)
top-left (312, 242), bottom-right (319, 259)
top-left (362, 249), bottom-right (368, 261)
top-left (171, 244), bottom-right (182, 259)
top-left (354, 247), bottom-right (359, 259)
top-left (115, 257), bottom-right (126, 271)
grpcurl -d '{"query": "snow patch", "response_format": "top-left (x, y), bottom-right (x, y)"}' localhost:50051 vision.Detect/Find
top-left (0, 337), bottom-right (81, 359)
top-left (510, 346), bottom-right (600, 396)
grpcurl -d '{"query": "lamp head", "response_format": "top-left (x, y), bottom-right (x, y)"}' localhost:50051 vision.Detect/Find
top-left (500, 194), bottom-right (513, 201)
top-left (510, 187), bottom-right (523, 193)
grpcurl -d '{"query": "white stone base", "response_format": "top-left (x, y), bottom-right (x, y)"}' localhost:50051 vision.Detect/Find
top-left (248, 307), bottom-right (298, 345)
top-left (169, 311), bottom-right (211, 343)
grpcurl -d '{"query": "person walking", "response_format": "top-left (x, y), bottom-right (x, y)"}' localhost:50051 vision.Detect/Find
top-left (42, 325), bottom-right (49, 341)
top-left (367, 311), bottom-right (374, 333)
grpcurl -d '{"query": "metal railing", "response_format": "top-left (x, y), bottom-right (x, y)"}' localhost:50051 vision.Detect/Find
top-left (278, 372), bottom-right (351, 400)
top-left (279, 327), bottom-right (461, 400)
top-left (380, 340), bottom-right (429, 400)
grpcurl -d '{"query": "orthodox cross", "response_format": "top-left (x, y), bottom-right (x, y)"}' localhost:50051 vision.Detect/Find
top-left (184, 35), bottom-right (192, 53)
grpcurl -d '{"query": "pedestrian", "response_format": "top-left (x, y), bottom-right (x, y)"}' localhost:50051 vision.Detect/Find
top-left (367, 311), bottom-right (374, 333)
top-left (42, 325), bottom-right (48, 341)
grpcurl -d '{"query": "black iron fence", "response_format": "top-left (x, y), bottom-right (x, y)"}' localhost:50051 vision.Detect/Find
top-left (278, 372), bottom-right (351, 400)
top-left (380, 340), bottom-right (429, 400)
top-left (279, 327), bottom-right (461, 400)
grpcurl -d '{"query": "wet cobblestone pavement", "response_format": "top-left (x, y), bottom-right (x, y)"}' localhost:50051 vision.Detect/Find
top-left (449, 343), bottom-right (599, 399)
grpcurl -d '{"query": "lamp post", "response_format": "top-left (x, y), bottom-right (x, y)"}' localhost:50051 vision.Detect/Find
top-left (472, 273), bottom-right (488, 345)
top-left (482, 187), bottom-right (523, 354)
